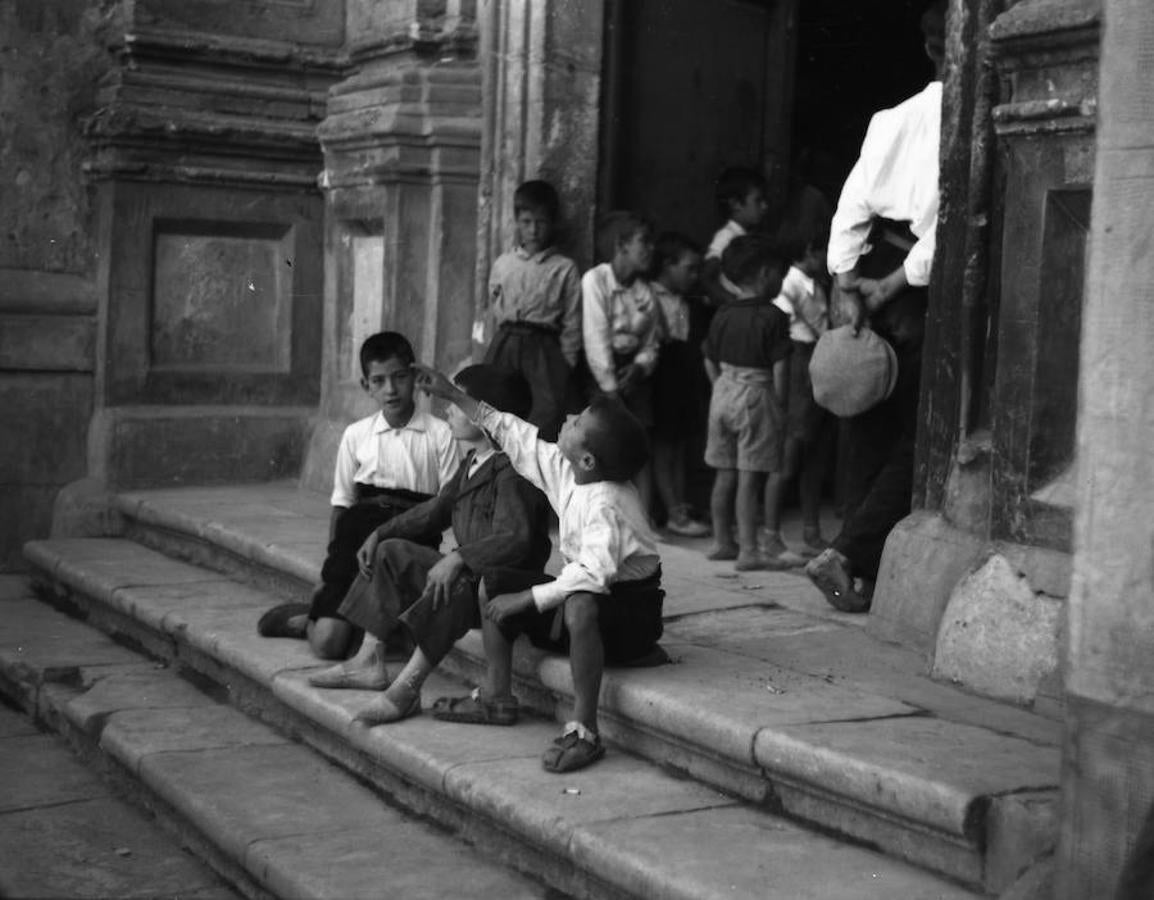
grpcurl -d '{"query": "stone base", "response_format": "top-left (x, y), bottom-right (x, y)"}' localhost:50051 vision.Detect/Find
top-left (88, 406), bottom-right (313, 490)
top-left (870, 511), bottom-right (1068, 713)
top-left (868, 511), bottom-right (986, 658)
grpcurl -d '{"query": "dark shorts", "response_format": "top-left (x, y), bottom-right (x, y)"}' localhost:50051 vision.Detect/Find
top-left (309, 486), bottom-right (436, 622)
top-left (339, 539), bottom-right (551, 663)
top-left (497, 570), bottom-right (664, 665)
top-left (653, 340), bottom-right (704, 439)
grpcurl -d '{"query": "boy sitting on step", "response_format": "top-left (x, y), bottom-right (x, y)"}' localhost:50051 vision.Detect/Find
top-left (257, 331), bottom-right (458, 660)
top-left (307, 365), bottom-right (553, 726)
top-left (416, 364), bottom-right (665, 774)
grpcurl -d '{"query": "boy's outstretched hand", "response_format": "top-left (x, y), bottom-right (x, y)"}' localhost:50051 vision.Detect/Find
top-left (413, 364), bottom-right (457, 400)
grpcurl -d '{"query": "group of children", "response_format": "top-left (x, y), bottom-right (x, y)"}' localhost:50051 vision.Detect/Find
top-left (256, 169), bottom-right (837, 773)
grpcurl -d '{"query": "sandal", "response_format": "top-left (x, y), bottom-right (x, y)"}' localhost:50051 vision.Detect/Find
top-left (431, 687), bottom-right (519, 726)
top-left (541, 722), bottom-right (605, 773)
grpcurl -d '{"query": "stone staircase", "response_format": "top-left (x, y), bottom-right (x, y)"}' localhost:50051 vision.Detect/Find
top-left (10, 482), bottom-right (1064, 898)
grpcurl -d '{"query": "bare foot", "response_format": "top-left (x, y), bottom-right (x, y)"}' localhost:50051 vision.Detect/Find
top-left (352, 687), bottom-right (421, 726)
top-left (308, 638), bottom-right (391, 690)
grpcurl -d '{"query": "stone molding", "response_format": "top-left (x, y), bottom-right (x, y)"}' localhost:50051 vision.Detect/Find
top-left (84, 27), bottom-right (343, 190)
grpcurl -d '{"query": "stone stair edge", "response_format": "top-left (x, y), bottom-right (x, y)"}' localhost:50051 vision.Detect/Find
top-left (20, 534), bottom-right (1035, 892)
top-left (0, 601), bottom-right (578, 900)
top-left (2, 577), bottom-right (981, 900)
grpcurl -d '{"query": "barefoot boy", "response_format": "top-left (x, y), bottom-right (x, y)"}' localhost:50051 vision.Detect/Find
top-left (417, 365), bottom-right (663, 774)
top-left (307, 366), bottom-right (553, 726)
top-left (703, 234), bottom-right (792, 571)
top-left (257, 332), bottom-right (458, 659)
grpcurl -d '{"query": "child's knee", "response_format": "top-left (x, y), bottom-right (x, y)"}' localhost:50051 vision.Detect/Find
top-left (564, 593), bottom-right (600, 633)
top-left (309, 617), bottom-right (353, 659)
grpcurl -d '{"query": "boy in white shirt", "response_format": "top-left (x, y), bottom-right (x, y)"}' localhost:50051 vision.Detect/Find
top-left (764, 236), bottom-right (834, 563)
top-left (258, 332), bottom-right (458, 659)
top-left (416, 365), bottom-right (664, 774)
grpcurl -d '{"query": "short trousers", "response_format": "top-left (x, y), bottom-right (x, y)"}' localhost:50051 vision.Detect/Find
top-left (704, 368), bottom-right (783, 473)
top-left (497, 570), bottom-right (664, 665)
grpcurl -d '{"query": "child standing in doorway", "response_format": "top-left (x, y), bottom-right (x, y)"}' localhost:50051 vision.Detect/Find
top-left (702, 235), bottom-right (792, 571)
top-left (650, 231), bottom-right (710, 537)
top-left (763, 235), bottom-right (835, 565)
top-left (482, 180), bottom-right (582, 441)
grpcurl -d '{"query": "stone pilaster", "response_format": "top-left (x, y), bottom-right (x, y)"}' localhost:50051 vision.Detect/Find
top-left (1058, 0), bottom-right (1154, 894)
top-left (80, 2), bottom-right (343, 490)
top-left (301, 0), bottom-right (482, 492)
top-left (472, 0), bottom-right (605, 356)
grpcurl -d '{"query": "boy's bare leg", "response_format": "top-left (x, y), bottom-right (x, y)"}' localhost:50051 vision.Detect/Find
top-left (309, 633), bottom-right (391, 689)
top-left (354, 647), bottom-right (432, 725)
top-left (707, 469), bottom-right (738, 557)
top-left (481, 608), bottom-right (516, 702)
top-left (563, 594), bottom-right (604, 732)
top-left (735, 470), bottom-right (764, 566)
top-left (307, 617), bottom-right (356, 661)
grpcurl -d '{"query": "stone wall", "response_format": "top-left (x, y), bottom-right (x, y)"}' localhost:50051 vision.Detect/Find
top-left (0, 0), bottom-right (122, 569)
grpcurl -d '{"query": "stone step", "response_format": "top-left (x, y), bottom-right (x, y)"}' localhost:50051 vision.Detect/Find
top-left (0, 693), bottom-right (241, 899)
top-left (0, 581), bottom-right (575, 900)
top-left (96, 483), bottom-right (1060, 894)
top-left (19, 538), bottom-right (979, 900)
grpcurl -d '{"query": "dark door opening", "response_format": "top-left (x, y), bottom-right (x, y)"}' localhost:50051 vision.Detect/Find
top-left (599, 0), bottom-right (939, 247)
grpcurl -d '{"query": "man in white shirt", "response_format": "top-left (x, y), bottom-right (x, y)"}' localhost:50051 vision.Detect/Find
top-left (806, 0), bottom-right (947, 613)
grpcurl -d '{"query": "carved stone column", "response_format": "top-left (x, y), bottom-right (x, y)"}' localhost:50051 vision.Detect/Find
top-left (301, 0), bottom-right (482, 491)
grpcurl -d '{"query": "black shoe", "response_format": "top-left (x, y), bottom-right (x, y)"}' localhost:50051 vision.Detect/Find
top-left (257, 602), bottom-right (310, 638)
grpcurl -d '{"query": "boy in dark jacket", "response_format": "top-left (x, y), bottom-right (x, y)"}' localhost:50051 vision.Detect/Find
top-left (308, 365), bottom-right (552, 725)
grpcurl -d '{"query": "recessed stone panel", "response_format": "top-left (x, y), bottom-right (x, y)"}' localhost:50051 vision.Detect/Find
top-left (151, 221), bottom-right (293, 374)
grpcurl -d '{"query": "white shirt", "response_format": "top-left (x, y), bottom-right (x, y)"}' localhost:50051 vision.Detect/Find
top-left (473, 403), bottom-right (660, 612)
top-left (330, 409), bottom-right (458, 507)
top-left (706, 219), bottom-right (746, 260)
top-left (828, 81), bottom-right (942, 287)
top-left (581, 263), bottom-right (661, 393)
top-left (485, 246), bottom-right (583, 366)
top-left (466, 446), bottom-right (496, 480)
top-left (772, 265), bottom-right (829, 344)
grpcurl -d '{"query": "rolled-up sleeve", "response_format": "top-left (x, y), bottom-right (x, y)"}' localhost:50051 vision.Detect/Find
top-left (531, 505), bottom-right (620, 611)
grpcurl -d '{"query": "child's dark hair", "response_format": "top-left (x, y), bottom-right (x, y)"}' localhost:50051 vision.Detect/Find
top-left (513, 180), bottom-right (561, 222)
top-left (595, 210), bottom-right (652, 263)
top-left (582, 395), bottom-right (650, 482)
top-left (359, 331), bottom-right (415, 378)
top-left (454, 365), bottom-right (533, 420)
top-left (721, 234), bottom-right (788, 292)
top-left (652, 231), bottom-right (702, 275)
top-left (715, 166), bottom-right (767, 220)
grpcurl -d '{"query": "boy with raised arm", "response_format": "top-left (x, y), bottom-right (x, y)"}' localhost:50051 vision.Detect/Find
top-left (308, 365), bottom-right (553, 725)
top-left (416, 365), bottom-right (664, 774)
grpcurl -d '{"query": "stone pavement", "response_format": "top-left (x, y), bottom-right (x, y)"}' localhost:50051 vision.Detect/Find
top-left (12, 482), bottom-right (1064, 897)
top-left (0, 679), bottom-right (238, 899)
